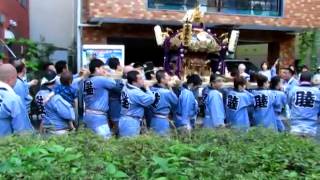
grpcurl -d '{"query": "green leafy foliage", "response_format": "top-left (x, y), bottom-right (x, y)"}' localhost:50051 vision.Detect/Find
top-left (6, 38), bottom-right (55, 72)
top-left (298, 30), bottom-right (320, 71)
top-left (0, 128), bottom-right (320, 179)
top-left (299, 31), bottom-right (313, 66)
top-left (7, 38), bottom-right (40, 71)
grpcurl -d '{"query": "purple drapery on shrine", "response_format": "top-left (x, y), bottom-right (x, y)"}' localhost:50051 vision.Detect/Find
top-left (162, 29), bottom-right (228, 77)
top-left (219, 46), bottom-right (228, 75)
top-left (175, 45), bottom-right (183, 78)
top-left (163, 37), bottom-right (183, 78)
top-left (163, 38), bottom-right (171, 74)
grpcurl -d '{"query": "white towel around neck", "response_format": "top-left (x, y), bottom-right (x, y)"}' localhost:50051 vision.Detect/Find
top-left (0, 81), bottom-right (16, 94)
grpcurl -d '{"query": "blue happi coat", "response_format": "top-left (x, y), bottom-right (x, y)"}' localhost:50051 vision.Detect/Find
top-left (35, 86), bottom-right (53, 119)
top-left (174, 84), bottom-right (198, 129)
top-left (149, 84), bottom-right (178, 135)
top-left (203, 86), bottom-right (225, 128)
top-left (288, 84), bottom-right (320, 136)
top-left (54, 84), bottom-right (77, 106)
top-left (108, 79), bottom-right (124, 122)
top-left (272, 90), bottom-right (287, 132)
top-left (225, 89), bottom-right (254, 130)
top-left (42, 94), bottom-right (75, 130)
top-left (119, 83), bottom-right (155, 137)
top-left (284, 77), bottom-right (299, 96)
top-left (13, 77), bottom-right (33, 112)
top-left (82, 76), bottom-right (116, 138)
top-left (0, 84), bottom-right (33, 136)
top-left (251, 89), bottom-right (278, 130)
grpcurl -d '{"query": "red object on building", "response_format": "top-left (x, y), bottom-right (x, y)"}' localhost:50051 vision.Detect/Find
top-left (0, 0), bottom-right (29, 39)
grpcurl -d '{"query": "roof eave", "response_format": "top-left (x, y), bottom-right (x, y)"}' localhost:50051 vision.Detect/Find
top-left (88, 17), bottom-right (308, 33)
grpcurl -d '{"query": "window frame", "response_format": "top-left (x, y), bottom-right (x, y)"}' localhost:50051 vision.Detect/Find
top-left (146, 0), bottom-right (285, 18)
top-left (18, 0), bottom-right (28, 9)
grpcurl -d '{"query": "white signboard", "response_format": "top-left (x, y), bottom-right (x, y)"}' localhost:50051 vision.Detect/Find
top-left (82, 44), bottom-right (125, 67)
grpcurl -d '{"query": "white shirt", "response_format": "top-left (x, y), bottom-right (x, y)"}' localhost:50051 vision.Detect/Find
top-left (240, 72), bottom-right (250, 81)
top-left (259, 70), bottom-right (271, 81)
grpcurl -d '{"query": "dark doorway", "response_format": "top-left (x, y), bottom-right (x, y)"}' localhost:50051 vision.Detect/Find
top-left (108, 37), bottom-right (164, 66)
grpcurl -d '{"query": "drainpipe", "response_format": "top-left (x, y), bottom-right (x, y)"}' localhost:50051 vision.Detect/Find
top-left (76, 0), bottom-right (101, 70)
top-left (76, 0), bottom-right (82, 71)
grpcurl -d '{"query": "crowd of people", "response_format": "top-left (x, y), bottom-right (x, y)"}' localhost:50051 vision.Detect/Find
top-left (1, 58), bottom-right (320, 139)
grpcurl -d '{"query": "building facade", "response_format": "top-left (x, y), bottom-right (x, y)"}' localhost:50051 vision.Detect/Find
top-left (29, 0), bottom-right (76, 62)
top-left (82, 0), bottom-right (320, 67)
top-left (0, 0), bottom-right (29, 39)
top-left (29, 0), bottom-right (75, 50)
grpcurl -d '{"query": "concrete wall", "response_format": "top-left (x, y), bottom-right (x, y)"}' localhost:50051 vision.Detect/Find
top-left (29, 0), bottom-right (75, 49)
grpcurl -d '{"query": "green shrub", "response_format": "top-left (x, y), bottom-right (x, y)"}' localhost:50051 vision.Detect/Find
top-left (0, 128), bottom-right (320, 179)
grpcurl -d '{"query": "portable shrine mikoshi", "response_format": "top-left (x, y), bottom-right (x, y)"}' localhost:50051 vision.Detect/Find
top-left (154, 5), bottom-right (239, 81)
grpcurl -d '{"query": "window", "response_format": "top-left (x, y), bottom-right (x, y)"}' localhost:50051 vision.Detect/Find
top-left (19, 0), bottom-right (28, 8)
top-left (148, 0), bottom-right (199, 11)
top-left (148, 0), bottom-right (283, 17)
top-left (221, 0), bottom-right (282, 16)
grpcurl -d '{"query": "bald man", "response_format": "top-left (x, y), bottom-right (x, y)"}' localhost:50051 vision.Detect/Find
top-left (123, 65), bottom-right (134, 78)
top-left (0, 64), bottom-right (33, 137)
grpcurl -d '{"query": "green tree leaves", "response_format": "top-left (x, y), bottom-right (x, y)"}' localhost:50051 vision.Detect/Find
top-left (0, 128), bottom-right (319, 179)
top-left (6, 38), bottom-right (56, 71)
top-left (298, 30), bottom-right (320, 71)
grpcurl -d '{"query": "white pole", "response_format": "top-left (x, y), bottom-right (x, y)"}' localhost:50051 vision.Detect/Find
top-left (76, 0), bottom-right (82, 71)
top-left (0, 39), bottom-right (17, 58)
